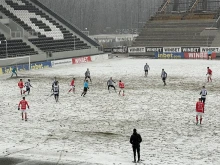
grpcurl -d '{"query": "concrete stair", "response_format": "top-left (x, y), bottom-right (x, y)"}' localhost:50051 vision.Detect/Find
top-left (133, 19), bottom-right (217, 47)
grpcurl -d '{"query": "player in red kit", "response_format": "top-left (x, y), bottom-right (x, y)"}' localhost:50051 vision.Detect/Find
top-left (68, 78), bottom-right (75, 93)
top-left (206, 67), bottom-right (212, 82)
top-left (195, 98), bottom-right (204, 125)
top-left (18, 97), bottom-right (29, 121)
top-left (118, 80), bottom-right (125, 96)
top-left (18, 79), bottom-right (24, 95)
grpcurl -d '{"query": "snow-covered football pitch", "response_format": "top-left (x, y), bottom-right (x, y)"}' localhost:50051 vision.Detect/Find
top-left (0, 57), bottom-right (220, 165)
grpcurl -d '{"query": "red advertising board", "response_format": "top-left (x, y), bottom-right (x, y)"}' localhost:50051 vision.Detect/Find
top-left (72, 56), bottom-right (92, 64)
top-left (184, 52), bottom-right (216, 59)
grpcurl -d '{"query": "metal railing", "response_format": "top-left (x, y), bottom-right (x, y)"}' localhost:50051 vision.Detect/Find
top-left (216, 15), bottom-right (220, 28)
top-left (188, 0), bottom-right (201, 12)
top-left (159, 0), bottom-right (171, 12)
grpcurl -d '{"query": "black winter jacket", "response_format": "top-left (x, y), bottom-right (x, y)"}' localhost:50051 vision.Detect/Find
top-left (130, 132), bottom-right (142, 147)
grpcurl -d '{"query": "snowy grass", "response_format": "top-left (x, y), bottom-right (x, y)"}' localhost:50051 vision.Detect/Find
top-left (0, 58), bottom-right (220, 165)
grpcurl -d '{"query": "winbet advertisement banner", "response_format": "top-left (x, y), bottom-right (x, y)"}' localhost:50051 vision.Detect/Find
top-left (155, 52), bottom-right (184, 59)
top-left (181, 47), bottom-right (200, 53)
top-left (72, 56), bottom-right (92, 64)
top-left (184, 52), bottom-right (216, 59)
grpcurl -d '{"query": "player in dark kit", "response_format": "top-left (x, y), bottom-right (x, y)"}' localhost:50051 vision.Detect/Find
top-left (144, 63), bottom-right (150, 77)
top-left (85, 68), bottom-right (92, 82)
top-left (130, 129), bottom-right (142, 163)
top-left (52, 77), bottom-right (58, 91)
top-left (161, 69), bottom-right (167, 86)
top-left (107, 77), bottom-right (116, 93)
top-left (200, 86), bottom-right (207, 104)
top-left (52, 81), bottom-right (59, 102)
top-left (23, 79), bottom-right (33, 95)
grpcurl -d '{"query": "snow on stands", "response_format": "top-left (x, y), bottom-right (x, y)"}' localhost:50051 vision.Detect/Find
top-left (0, 58), bottom-right (220, 165)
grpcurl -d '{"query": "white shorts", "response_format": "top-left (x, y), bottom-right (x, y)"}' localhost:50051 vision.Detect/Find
top-left (208, 74), bottom-right (212, 78)
top-left (21, 109), bottom-right (27, 113)
top-left (196, 112), bottom-right (203, 116)
top-left (70, 85), bottom-right (75, 89)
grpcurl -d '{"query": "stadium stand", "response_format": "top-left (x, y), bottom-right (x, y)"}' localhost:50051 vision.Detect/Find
top-left (158, 0), bottom-right (171, 13)
top-left (29, 0), bottom-right (100, 47)
top-left (0, 32), bottom-right (37, 58)
top-left (0, 0), bottom-right (100, 58)
top-left (133, 20), bottom-right (216, 47)
top-left (133, 0), bottom-right (219, 47)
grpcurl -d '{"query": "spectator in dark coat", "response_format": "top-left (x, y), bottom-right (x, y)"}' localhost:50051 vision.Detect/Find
top-left (130, 128), bottom-right (142, 163)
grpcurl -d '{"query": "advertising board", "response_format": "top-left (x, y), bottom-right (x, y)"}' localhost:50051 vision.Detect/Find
top-left (181, 47), bottom-right (200, 52)
top-left (200, 47), bottom-right (220, 53)
top-left (72, 56), bottom-right (92, 64)
top-left (163, 47), bottom-right (181, 53)
top-left (146, 47), bottom-right (163, 52)
top-left (1, 61), bottom-right (52, 74)
top-left (155, 52), bottom-right (184, 59)
top-left (128, 47), bottom-right (146, 53)
top-left (184, 52), bottom-right (216, 59)
top-left (51, 59), bottom-right (72, 67)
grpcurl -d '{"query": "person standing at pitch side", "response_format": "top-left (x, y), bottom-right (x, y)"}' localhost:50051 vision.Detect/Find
top-left (130, 129), bottom-right (142, 163)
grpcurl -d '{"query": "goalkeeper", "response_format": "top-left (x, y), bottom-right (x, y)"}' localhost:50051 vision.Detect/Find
top-left (11, 66), bottom-right (17, 77)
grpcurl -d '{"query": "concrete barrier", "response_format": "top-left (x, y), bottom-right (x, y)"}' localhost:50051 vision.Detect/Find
top-left (91, 53), bottom-right (109, 61)
top-left (1, 61), bottom-right (52, 74)
top-left (51, 59), bottom-right (72, 67)
top-left (0, 53), bottom-right (109, 76)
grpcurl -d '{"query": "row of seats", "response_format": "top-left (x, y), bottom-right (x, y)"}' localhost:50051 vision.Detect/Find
top-left (0, 51), bottom-right (38, 58)
top-left (0, 47), bottom-right (35, 53)
top-left (35, 41), bottom-right (84, 47)
top-left (133, 13), bottom-right (216, 47)
top-left (40, 46), bottom-right (91, 53)
top-left (0, 34), bottom-right (6, 40)
top-left (0, 0), bottom-right (96, 56)
top-left (29, 0), bottom-right (100, 47)
top-left (0, 0), bottom-right (92, 52)
top-left (29, 37), bottom-right (80, 43)
top-left (0, 31), bottom-right (38, 56)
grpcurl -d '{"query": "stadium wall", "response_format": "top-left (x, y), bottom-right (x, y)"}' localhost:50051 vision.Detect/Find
top-left (0, 48), bottom-right (101, 67)
top-left (128, 46), bottom-right (220, 59)
top-left (0, 54), bottom-right (109, 74)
